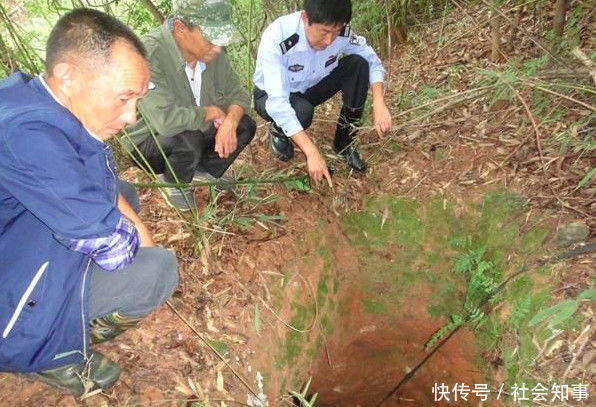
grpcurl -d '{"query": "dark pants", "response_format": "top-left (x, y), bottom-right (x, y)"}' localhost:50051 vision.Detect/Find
top-left (133, 114), bottom-right (256, 183)
top-left (88, 181), bottom-right (178, 319)
top-left (253, 54), bottom-right (370, 140)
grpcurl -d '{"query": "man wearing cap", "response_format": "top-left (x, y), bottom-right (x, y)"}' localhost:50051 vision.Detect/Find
top-left (124, 0), bottom-right (255, 211)
top-left (253, 0), bottom-right (392, 187)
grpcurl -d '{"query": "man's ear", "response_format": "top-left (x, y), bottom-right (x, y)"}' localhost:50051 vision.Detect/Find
top-left (173, 19), bottom-right (188, 37)
top-left (301, 10), bottom-right (310, 26)
top-left (50, 62), bottom-right (81, 98)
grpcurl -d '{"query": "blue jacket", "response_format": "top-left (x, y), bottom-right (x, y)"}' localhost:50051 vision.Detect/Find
top-left (0, 73), bottom-right (122, 372)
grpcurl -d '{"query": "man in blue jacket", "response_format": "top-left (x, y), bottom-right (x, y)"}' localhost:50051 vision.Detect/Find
top-left (0, 9), bottom-right (178, 396)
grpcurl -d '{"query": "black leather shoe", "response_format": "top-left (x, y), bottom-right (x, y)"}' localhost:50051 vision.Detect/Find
top-left (341, 145), bottom-right (367, 173)
top-left (269, 124), bottom-right (294, 161)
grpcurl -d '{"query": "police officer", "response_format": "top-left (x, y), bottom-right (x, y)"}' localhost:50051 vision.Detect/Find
top-left (253, 0), bottom-right (392, 187)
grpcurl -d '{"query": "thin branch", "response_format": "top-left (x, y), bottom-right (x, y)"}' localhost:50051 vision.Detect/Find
top-left (525, 82), bottom-right (596, 112)
top-left (501, 77), bottom-right (591, 217)
top-left (166, 301), bottom-right (259, 398)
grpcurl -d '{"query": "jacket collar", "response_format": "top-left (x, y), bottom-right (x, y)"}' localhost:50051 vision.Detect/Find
top-left (37, 74), bottom-right (104, 144)
top-left (296, 12), bottom-right (311, 52)
top-left (160, 20), bottom-right (187, 71)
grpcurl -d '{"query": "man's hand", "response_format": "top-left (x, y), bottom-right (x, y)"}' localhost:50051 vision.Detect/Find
top-left (204, 106), bottom-right (226, 123)
top-left (306, 149), bottom-right (333, 187)
top-left (117, 194), bottom-right (155, 247)
top-left (215, 117), bottom-right (238, 158)
top-left (136, 223), bottom-right (155, 247)
top-left (373, 100), bottom-right (392, 137)
top-left (292, 131), bottom-right (333, 188)
top-left (371, 82), bottom-right (392, 137)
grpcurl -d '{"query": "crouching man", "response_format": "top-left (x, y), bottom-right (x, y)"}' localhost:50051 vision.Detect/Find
top-left (124, 0), bottom-right (256, 211)
top-left (253, 0), bottom-right (392, 186)
top-left (0, 9), bottom-right (178, 396)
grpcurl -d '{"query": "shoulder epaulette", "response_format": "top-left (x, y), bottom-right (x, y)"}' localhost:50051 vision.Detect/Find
top-left (279, 33), bottom-right (299, 55)
top-left (340, 24), bottom-right (352, 37)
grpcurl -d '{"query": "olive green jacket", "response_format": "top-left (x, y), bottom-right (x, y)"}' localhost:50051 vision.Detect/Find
top-left (122, 21), bottom-right (250, 151)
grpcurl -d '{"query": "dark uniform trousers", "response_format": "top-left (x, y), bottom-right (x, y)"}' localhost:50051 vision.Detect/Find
top-left (132, 114), bottom-right (256, 184)
top-left (253, 54), bottom-right (370, 150)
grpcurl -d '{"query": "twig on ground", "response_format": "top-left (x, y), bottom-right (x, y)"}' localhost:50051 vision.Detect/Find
top-left (562, 321), bottom-right (594, 380)
top-left (166, 300), bottom-right (259, 398)
top-left (501, 77), bottom-right (591, 218)
top-left (233, 272), bottom-right (319, 334)
top-left (524, 81), bottom-right (596, 112)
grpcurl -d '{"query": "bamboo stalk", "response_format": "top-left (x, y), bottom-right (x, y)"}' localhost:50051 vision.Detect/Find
top-left (246, 0), bottom-right (254, 96)
top-left (525, 82), bottom-right (596, 112)
top-left (132, 174), bottom-right (310, 189)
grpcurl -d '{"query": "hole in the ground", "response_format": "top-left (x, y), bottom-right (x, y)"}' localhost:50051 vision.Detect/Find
top-left (257, 192), bottom-right (546, 407)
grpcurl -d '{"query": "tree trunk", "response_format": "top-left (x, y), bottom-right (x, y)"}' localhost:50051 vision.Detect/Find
top-left (553, 0), bottom-right (568, 38)
top-left (490, 7), bottom-right (502, 62)
top-left (140, 0), bottom-right (164, 24)
top-left (508, 6), bottom-right (522, 51)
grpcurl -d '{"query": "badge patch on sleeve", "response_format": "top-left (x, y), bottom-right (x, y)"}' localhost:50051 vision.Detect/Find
top-left (340, 25), bottom-right (352, 37)
top-left (350, 34), bottom-right (363, 46)
top-left (280, 33), bottom-right (299, 55)
top-left (325, 55), bottom-right (338, 67)
top-left (288, 64), bottom-right (304, 72)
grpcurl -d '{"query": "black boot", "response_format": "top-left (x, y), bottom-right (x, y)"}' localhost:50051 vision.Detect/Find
top-left (33, 350), bottom-right (121, 396)
top-left (268, 123), bottom-right (294, 161)
top-left (334, 106), bottom-right (367, 173)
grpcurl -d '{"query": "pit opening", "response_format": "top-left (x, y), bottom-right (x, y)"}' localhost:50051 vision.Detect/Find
top-left (251, 191), bottom-right (549, 406)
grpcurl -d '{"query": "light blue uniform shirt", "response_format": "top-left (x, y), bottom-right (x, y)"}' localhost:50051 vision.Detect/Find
top-left (253, 11), bottom-right (384, 137)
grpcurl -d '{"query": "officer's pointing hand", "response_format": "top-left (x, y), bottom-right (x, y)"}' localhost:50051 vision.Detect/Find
top-left (306, 150), bottom-right (333, 188)
top-left (373, 102), bottom-right (392, 137)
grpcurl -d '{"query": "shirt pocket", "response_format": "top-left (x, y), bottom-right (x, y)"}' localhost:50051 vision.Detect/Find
top-left (285, 57), bottom-right (308, 86)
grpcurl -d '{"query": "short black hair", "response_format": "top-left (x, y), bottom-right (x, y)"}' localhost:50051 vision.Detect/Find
top-left (303, 0), bottom-right (352, 26)
top-left (46, 8), bottom-right (146, 73)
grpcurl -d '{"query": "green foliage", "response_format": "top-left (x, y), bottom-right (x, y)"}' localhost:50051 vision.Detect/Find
top-left (478, 67), bottom-right (519, 105)
top-left (205, 338), bottom-right (229, 355)
top-left (363, 299), bottom-right (387, 315)
top-left (290, 378), bottom-right (318, 407)
top-left (578, 288), bottom-right (596, 301)
top-left (510, 295), bottom-right (532, 330)
top-left (522, 55), bottom-right (549, 77)
top-left (528, 300), bottom-right (578, 328)
top-left (123, 0), bottom-right (172, 35)
top-left (279, 303), bottom-right (310, 367)
top-left (577, 167), bottom-right (595, 189)
top-left (284, 177), bottom-right (312, 192)
top-left (451, 241), bottom-right (499, 326)
top-left (351, 0), bottom-right (454, 55)
top-left (549, 1), bottom-right (590, 50)
top-left (425, 314), bottom-right (463, 348)
top-left (550, 113), bottom-right (596, 154)
top-left (529, 288), bottom-right (595, 328)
